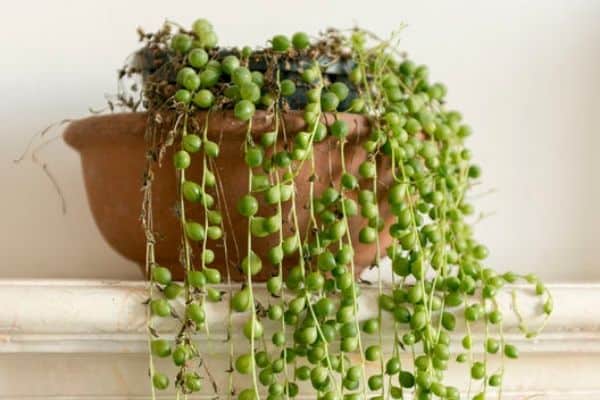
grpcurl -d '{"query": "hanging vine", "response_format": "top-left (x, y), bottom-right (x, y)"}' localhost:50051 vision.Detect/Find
top-left (124, 18), bottom-right (553, 400)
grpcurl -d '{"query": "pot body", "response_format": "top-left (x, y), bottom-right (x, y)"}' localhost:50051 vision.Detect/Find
top-left (64, 111), bottom-right (395, 281)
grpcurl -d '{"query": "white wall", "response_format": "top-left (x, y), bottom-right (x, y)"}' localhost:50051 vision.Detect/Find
top-left (0, 0), bottom-right (598, 281)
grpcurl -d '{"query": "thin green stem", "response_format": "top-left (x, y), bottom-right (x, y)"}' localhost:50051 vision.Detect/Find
top-left (271, 101), bottom-right (291, 400)
top-left (243, 119), bottom-right (261, 399)
top-left (338, 139), bottom-right (369, 398)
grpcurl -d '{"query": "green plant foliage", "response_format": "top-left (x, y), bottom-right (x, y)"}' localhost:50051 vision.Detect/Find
top-left (126, 19), bottom-right (553, 400)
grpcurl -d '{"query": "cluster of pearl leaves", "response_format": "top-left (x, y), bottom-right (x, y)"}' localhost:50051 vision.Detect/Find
top-left (138, 18), bottom-right (552, 400)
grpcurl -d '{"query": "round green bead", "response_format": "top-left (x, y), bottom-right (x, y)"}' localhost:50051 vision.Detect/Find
top-left (272, 35), bottom-right (291, 51)
top-left (292, 32), bottom-right (310, 50)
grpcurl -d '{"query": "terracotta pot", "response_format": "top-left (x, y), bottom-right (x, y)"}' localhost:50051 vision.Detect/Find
top-left (64, 111), bottom-right (396, 281)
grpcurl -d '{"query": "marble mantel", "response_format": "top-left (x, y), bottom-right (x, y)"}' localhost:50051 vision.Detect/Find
top-left (1, 280), bottom-right (599, 399)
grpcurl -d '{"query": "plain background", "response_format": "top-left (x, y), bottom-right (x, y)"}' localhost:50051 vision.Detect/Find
top-left (0, 0), bottom-right (598, 281)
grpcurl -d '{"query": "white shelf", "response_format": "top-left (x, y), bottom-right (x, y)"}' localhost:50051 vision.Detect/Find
top-left (1, 280), bottom-right (600, 399)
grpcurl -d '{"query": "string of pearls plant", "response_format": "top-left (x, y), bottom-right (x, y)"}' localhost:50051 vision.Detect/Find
top-left (123, 18), bottom-right (553, 400)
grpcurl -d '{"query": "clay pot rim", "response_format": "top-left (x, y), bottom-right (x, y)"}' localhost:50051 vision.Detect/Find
top-left (63, 110), bottom-right (370, 152)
